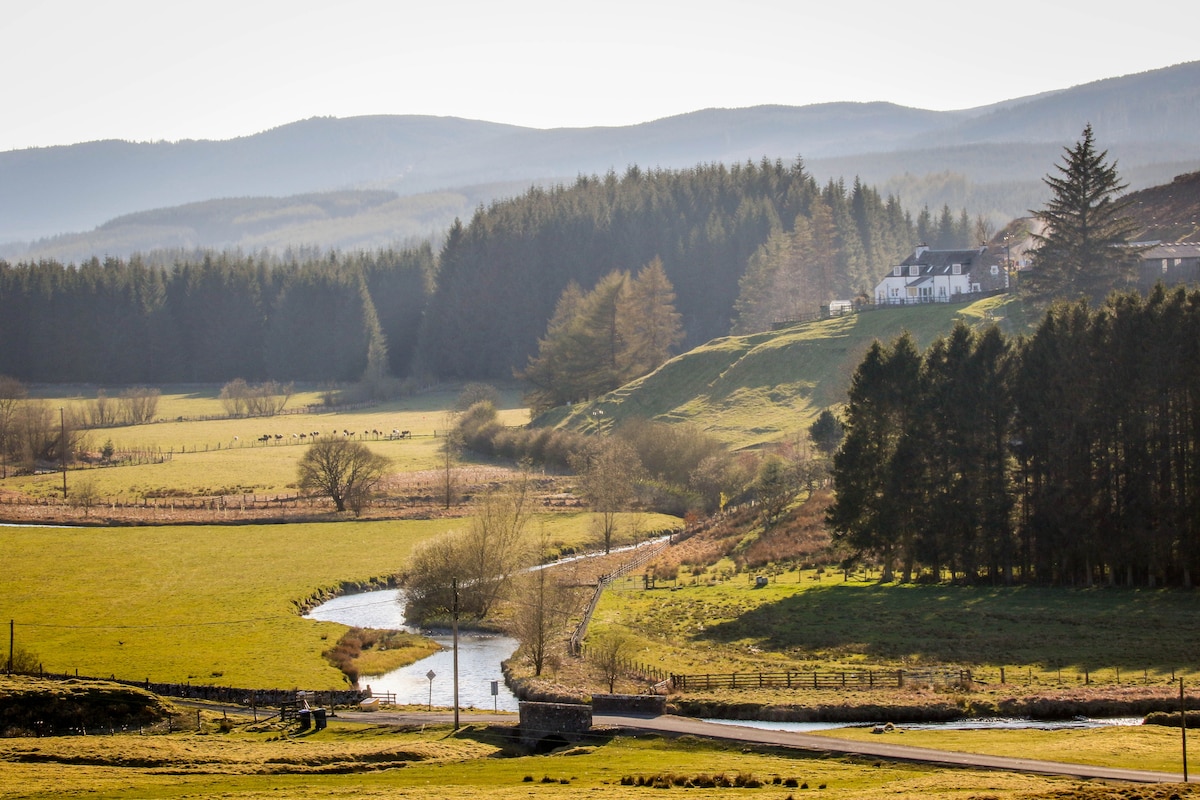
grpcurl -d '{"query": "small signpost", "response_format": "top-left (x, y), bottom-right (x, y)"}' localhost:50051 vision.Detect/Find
top-left (427, 670), bottom-right (436, 711)
top-left (491, 680), bottom-right (499, 713)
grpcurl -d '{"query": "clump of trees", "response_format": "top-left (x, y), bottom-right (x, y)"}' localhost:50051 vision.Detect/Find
top-left (218, 379), bottom-right (294, 417)
top-left (0, 375), bottom-right (86, 477)
top-left (519, 259), bottom-right (683, 414)
top-left (86, 386), bottom-right (160, 426)
top-left (401, 475), bottom-right (535, 623)
top-left (829, 286), bottom-right (1200, 586)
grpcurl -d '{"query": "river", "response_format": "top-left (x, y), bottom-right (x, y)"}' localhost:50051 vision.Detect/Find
top-left (304, 588), bottom-right (521, 712)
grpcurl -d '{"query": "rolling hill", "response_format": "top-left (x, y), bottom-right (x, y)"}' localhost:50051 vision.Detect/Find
top-left (542, 294), bottom-right (1025, 450)
top-left (2, 61), bottom-right (1198, 261)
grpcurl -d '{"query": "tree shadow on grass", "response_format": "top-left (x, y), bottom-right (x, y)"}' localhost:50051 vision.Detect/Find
top-left (698, 582), bottom-right (1196, 671)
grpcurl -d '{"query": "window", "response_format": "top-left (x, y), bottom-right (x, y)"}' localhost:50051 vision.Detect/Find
top-left (990, 265), bottom-right (999, 276)
top-left (909, 265), bottom-right (919, 277)
top-left (893, 266), bottom-right (902, 277)
top-left (952, 263), bottom-right (961, 275)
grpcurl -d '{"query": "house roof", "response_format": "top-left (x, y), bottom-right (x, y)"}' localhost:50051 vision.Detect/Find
top-left (898, 246), bottom-right (988, 269)
top-left (1140, 242), bottom-right (1200, 259)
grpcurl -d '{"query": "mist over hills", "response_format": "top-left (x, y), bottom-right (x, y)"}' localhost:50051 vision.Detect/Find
top-left (3, 60), bottom-right (1198, 262)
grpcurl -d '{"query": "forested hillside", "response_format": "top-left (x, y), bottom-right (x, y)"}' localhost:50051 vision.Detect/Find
top-left (413, 160), bottom-right (962, 379)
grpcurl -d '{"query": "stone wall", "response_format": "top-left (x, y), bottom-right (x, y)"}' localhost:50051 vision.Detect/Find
top-left (518, 701), bottom-right (592, 750)
top-left (591, 693), bottom-right (666, 716)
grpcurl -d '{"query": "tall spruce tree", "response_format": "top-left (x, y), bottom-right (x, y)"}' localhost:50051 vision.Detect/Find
top-left (1024, 124), bottom-right (1142, 305)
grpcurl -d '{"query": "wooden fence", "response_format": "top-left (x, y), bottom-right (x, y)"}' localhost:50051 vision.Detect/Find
top-left (669, 668), bottom-right (971, 692)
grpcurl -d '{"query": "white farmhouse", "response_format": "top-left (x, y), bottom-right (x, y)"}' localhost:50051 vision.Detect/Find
top-left (874, 245), bottom-right (1008, 305)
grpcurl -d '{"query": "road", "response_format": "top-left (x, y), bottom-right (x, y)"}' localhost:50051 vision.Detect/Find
top-left (592, 713), bottom-right (1190, 785)
top-left (195, 700), bottom-right (1189, 785)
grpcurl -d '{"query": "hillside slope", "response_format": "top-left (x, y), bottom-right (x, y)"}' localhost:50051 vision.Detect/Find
top-left (3, 61), bottom-right (1197, 254)
top-left (545, 295), bottom-right (1025, 450)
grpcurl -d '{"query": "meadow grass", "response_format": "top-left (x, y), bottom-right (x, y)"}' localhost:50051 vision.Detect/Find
top-left (587, 567), bottom-right (1200, 683)
top-left (1, 511), bottom-right (669, 689)
top-left (813, 723), bottom-right (1190, 774)
top-left (6, 384), bottom-right (530, 500)
top-left (554, 295), bottom-right (1032, 450)
top-left (0, 720), bottom-right (1126, 800)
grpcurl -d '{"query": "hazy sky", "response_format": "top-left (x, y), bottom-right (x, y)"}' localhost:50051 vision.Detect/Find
top-left (3, 0), bottom-right (1195, 153)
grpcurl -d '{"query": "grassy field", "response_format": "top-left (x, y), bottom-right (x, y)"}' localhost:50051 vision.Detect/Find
top-left (6, 383), bottom-right (531, 500)
top-left (1, 511), bottom-right (675, 689)
top-left (549, 294), bottom-right (1029, 450)
top-left (586, 566), bottom-right (1200, 685)
top-left (0, 716), bottom-right (1178, 800)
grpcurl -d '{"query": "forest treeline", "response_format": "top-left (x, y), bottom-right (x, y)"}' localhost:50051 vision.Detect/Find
top-left (0, 159), bottom-right (981, 386)
top-left (0, 247), bottom-right (433, 385)
top-left (417, 159), bottom-right (982, 379)
top-left (829, 285), bottom-right (1200, 587)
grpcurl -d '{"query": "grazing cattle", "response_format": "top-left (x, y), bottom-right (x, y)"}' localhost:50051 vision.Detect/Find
top-left (258, 435), bottom-right (271, 443)
top-left (274, 434), bottom-right (283, 440)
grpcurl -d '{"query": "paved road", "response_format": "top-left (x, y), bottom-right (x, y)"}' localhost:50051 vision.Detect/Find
top-left (593, 713), bottom-right (1190, 785)
top-left (192, 700), bottom-right (1189, 785)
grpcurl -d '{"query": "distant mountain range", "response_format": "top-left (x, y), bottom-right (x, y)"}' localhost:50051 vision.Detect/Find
top-left (3, 61), bottom-right (1199, 262)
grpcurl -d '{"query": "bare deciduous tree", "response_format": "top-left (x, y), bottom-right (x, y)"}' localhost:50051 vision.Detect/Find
top-left (573, 437), bottom-right (641, 553)
top-left (297, 438), bottom-right (390, 515)
top-left (590, 629), bottom-right (632, 694)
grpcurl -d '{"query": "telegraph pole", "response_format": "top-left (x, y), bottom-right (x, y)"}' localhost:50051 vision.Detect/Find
top-left (452, 578), bottom-right (460, 730)
top-left (1182, 677), bottom-right (1189, 783)
top-left (60, 407), bottom-right (67, 499)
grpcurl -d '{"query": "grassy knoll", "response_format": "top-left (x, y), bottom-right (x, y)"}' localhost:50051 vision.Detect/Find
top-left (550, 294), bottom-right (1026, 450)
top-left (0, 717), bottom-right (1163, 800)
top-left (2, 511), bottom-right (672, 689)
top-left (586, 567), bottom-right (1200, 687)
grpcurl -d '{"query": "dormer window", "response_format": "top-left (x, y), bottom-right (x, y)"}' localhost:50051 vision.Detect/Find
top-left (909, 265), bottom-right (919, 277)
top-left (952, 264), bottom-right (962, 275)
top-left (893, 266), bottom-right (902, 277)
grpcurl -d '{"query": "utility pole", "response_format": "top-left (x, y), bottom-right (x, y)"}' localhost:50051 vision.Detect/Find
top-left (60, 407), bottom-right (67, 499)
top-left (452, 578), bottom-right (460, 730)
top-left (1182, 677), bottom-right (1189, 783)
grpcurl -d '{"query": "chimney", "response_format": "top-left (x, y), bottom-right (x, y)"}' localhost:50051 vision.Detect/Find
top-left (914, 244), bottom-right (929, 259)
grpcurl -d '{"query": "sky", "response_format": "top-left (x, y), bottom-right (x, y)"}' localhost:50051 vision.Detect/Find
top-left (3, 0), bottom-right (1196, 153)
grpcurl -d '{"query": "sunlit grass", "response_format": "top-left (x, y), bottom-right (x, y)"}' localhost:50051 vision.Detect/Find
top-left (6, 384), bottom-right (531, 500)
top-left (587, 566), bottom-right (1200, 682)
top-left (0, 722), bottom-right (1114, 800)
top-left (554, 296), bottom-right (1032, 450)
top-left (2, 510), bottom-right (670, 688)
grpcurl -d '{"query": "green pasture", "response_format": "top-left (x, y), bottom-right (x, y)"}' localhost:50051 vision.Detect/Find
top-left (814, 722), bottom-right (1189, 774)
top-left (553, 295), bottom-right (1028, 450)
top-left (0, 722), bottom-right (1118, 800)
top-left (5, 383), bottom-right (530, 500)
top-left (588, 566), bottom-right (1200, 682)
top-left (1, 511), bottom-right (668, 689)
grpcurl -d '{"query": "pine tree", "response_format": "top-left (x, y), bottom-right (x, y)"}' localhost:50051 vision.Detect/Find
top-left (619, 257), bottom-right (683, 379)
top-left (1024, 124), bottom-right (1143, 305)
